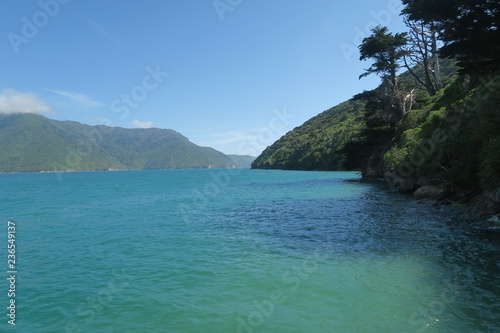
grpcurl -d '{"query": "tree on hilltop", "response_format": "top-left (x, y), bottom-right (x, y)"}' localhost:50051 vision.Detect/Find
top-left (359, 26), bottom-right (409, 121)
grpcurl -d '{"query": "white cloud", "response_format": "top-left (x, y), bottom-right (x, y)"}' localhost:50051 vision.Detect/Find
top-left (0, 89), bottom-right (54, 115)
top-left (131, 120), bottom-right (153, 129)
top-left (42, 88), bottom-right (104, 108)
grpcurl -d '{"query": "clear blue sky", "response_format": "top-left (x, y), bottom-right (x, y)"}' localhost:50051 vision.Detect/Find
top-left (0, 0), bottom-right (407, 156)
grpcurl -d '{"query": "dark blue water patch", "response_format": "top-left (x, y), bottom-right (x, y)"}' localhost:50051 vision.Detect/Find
top-left (242, 176), bottom-right (357, 189)
top-left (224, 182), bottom-right (498, 258)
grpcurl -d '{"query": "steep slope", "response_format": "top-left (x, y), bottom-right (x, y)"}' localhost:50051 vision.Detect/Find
top-left (251, 100), bottom-right (366, 170)
top-left (252, 59), bottom-right (458, 172)
top-left (382, 75), bottom-right (500, 193)
top-left (0, 114), bottom-right (120, 172)
top-left (252, 65), bottom-right (499, 215)
top-left (0, 113), bottom-right (234, 172)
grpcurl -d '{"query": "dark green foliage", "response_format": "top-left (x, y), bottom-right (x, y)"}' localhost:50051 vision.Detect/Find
top-left (353, 89), bottom-right (389, 127)
top-left (359, 26), bottom-right (408, 83)
top-left (252, 59), bottom-right (461, 173)
top-left (251, 100), bottom-right (366, 171)
top-left (383, 73), bottom-right (500, 191)
top-left (0, 113), bottom-right (234, 173)
top-left (481, 137), bottom-right (500, 190)
top-left (252, 3), bottom-right (499, 199)
top-left (359, 26), bottom-right (410, 121)
top-left (340, 126), bottom-right (395, 171)
top-left (252, 68), bottom-right (499, 195)
top-left (342, 58), bottom-right (460, 175)
top-left (402, 0), bottom-right (500, 74)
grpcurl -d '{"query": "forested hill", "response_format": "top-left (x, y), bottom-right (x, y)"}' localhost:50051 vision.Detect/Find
top-left (0, 113), bottom-right (235, 173)
top-left (253, 0), bottom-right (500, 217)
top-left (252, 69), bottom-right (499, 215)
top-left (251, 99), bottom-right (366, 171)
top-left (251, 59), bottom-right (457, 171)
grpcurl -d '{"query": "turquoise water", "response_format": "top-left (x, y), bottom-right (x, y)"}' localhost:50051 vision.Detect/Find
top-left (1, 169), bottom-right (499, 332)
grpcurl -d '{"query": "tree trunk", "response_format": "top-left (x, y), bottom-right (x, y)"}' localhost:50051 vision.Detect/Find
top-left (431, 26), bottom-right (442, 91)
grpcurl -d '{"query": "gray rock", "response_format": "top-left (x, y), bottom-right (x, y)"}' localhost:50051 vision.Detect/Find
top-left (384, 171), bottom-right (416, 192)
top-left (414, 185), bottom-right (446, 200)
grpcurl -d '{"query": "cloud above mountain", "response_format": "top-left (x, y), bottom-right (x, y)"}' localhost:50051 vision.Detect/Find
top-left (131, 120), bottom-right (153, 128)
top-left (0, 89), bottom-right (54, 115)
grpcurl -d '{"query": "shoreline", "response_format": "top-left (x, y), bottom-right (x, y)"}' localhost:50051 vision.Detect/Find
top-left (0, 168), bottom-right (126, 175)
top-left (359, 176), bottom-right (500, 230)
top-left (0, 166), bottom-right (246, 175)
top-left (6, 166), bottom-right (498, 230)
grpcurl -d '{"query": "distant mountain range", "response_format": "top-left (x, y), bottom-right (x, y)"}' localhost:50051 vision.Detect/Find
top-left (227, 154), bottom-right (256, 168)
top-left (0, 113), bottom-right (251, 173)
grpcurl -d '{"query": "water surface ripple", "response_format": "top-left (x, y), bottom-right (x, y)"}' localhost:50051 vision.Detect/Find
top-left (0, 169), bottom-right (498, 332)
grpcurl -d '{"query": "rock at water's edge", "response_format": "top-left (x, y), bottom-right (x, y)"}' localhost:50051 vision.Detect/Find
top-left (414, 185), bottom-right (447, 201)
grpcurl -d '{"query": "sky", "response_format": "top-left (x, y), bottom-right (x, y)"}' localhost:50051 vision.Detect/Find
top-left (0, 0), bottom-right (408, 156)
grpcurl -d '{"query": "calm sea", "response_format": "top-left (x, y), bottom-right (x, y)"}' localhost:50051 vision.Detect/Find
top-left (0, 169), bottom-right (499, 332)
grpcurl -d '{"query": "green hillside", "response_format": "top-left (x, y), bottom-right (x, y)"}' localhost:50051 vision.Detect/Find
top-left (252, 100), bottom-right (366, 170)
top-left (0, 113), bottom-right (234, 173)
top-left (382, 74), bottom-right (500, 192)
top-left (252, 0), bottom-right (500, 216)
top-left (251, 58), bottom-right (458, 172)
top-left (253, 71), bottom-right (499, 214)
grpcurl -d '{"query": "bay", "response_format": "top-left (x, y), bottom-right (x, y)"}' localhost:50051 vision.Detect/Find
top-left (0, 169), bottom-right (499, 332)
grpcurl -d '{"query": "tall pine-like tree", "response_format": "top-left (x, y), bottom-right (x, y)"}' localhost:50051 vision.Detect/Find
top-left (402, 0), bottom-right (500, 74)
top-left (359, 26), bottom-right (409, 121)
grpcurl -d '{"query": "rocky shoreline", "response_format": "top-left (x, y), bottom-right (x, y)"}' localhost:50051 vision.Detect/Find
top-left (412, 184), bottom-right (500, 227)
top-left (359, 175), bottom-right (500, 230)
top-left (376, 173), bottom-right (500, 232)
